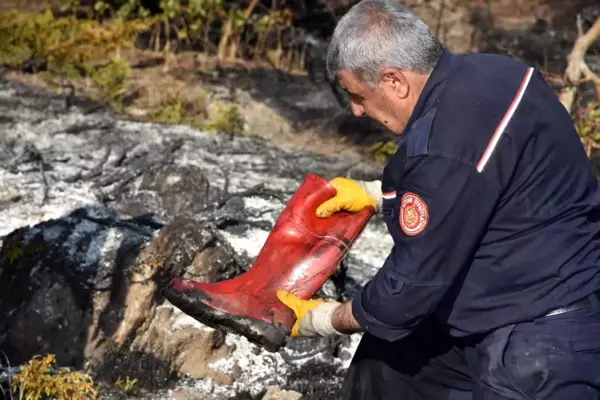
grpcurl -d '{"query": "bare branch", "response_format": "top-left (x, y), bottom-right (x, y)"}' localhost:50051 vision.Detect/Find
top-left (560, 16), bottom-right (600, 112)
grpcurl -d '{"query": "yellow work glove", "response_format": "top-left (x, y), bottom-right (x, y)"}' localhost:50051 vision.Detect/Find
top-left (316, 177), bottom-right (382, 218)
top-left (277, 290), bottom-right (343, 337)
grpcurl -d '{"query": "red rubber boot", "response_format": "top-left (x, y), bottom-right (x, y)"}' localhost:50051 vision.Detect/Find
top-left (161, 173), bottom-right (374, 352)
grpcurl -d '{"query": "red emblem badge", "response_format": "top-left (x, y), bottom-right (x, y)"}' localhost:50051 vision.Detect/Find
top-left (399, 192), bottom-right (429, 236)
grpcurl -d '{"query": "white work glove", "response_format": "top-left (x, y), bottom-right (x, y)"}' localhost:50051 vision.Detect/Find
top-left (357, 179), bottom-right (383, 213)
top-left (277, 291), bottom-right (344, 337)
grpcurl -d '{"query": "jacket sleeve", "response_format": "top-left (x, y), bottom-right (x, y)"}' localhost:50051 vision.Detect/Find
top-left (352, 155), bottom-right (500, 341)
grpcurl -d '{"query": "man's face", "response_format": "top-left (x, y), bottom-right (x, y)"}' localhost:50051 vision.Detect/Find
top-left (338, 69), bottom-right (415, 135)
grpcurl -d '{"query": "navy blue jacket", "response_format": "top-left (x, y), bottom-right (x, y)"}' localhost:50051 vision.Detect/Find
top-left (352, 49), bottom-right (600, 341)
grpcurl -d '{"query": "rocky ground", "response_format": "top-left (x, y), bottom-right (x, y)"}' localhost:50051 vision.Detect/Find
top-left (0, 71), bottom-right (393, 399)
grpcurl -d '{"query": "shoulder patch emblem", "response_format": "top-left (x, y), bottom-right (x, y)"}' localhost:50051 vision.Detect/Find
top-left (399, 192), bottom-right (429, 236)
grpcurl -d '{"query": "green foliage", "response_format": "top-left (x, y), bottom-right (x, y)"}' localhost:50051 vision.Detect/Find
top-left (93, 1), bottom-right (112, 17)
top-left (0, 9), bottom-right (76, 72)
top-left (188, 0), bottom-right (223, 22)
top-left (4, 239), bottom-right (46, 264)
top-left (12, 354), bottom-right (98, 400)
top-left (91, 0), bottom-right (296, 61)
top-left (114, 0), bottom-right (151, 20)
top-left (0, 9), bottom-right (148, 72)
top-left (146, 88), bottom-right (207, 126)
top-left (367, 140), bottom-right (399, 164)
top-left (145, 94), bottom-right (248, 137)
top-left (0, 9), bottom-right (153, 111)
top-left (89, 57), bottom-right (131, 110)
top-left (149, 100), bottom-right (186, 124)
top-left (159, 0), bottom-right (182, 20)
top-left (0, 2), bottom-right (305, 136)
top-left (205, 101), bottom-right (248, 136)
top-left (114, 376), bottom-right (138, 394)
top-left (253, 9), bottom-right (293, 32)
top-left (182, 0), bottom-right (224, 46)
top-left (575, 102), bottom-right (600, 143)
top-left (5, 241), bottom-right (24, 264)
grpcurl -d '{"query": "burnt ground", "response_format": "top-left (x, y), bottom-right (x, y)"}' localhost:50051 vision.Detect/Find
top-left (2, 0), bottom-right (600, 168)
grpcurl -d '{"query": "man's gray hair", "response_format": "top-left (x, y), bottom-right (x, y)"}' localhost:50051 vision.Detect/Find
top-left (326, 0), bottom-right (444, 89)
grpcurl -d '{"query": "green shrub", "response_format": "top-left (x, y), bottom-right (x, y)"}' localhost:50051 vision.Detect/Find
top-left (575, 102), bottom-right (600, 143)
top-left (89, 57), bottom-right (131, 110)
top-left (12, 354), bottom-right (98, 400)
top-left (367, 140), bottom-right (399, 164)
top-left (205, 101), bottom-right (248, 136)
top-left (149, 101), bottom-right (186, 124)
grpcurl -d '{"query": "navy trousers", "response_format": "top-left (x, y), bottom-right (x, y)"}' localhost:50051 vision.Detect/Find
top-left (341, 295), bottom-right (600, 399)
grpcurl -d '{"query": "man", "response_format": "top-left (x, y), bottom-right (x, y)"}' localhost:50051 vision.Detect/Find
top-left (276, 0), bottom-right (600, 398)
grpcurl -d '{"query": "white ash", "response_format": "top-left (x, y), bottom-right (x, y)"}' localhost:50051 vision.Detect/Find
top-left (220, 228), bottom-right (270, 260)
top-left (208, 334), bottom-right (292, 397)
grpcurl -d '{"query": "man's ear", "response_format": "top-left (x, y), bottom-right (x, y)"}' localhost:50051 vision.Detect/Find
top-left (380, 67), bottom-right (409, 99)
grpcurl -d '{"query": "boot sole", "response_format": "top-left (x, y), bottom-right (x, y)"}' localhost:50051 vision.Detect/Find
top-left (161, 285), bottom-right (290, 353)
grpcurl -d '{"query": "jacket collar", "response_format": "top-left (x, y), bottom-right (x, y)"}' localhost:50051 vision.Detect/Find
top-left (401, 49), bottom-right (458, 135)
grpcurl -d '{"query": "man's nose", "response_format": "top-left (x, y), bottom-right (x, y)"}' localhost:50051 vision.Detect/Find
top-left (351, 102), bottom-right (364, 117)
